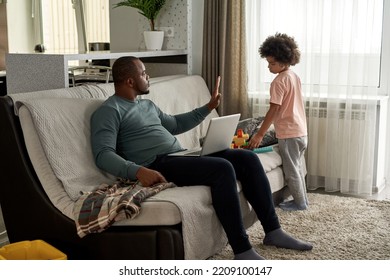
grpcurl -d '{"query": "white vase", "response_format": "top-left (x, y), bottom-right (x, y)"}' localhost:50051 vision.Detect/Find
top-left (143, 31), bottom-right (164, 51)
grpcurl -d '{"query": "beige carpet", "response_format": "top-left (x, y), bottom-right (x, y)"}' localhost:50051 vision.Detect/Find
top-left (210, 193), bottom-right (390, 260)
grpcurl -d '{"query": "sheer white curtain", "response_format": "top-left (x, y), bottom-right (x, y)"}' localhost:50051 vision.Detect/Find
top-left (39, 0), bottom-right (110, 53)
top-left (40, 0), bottom-right (78, 53)
top-left (246, 0), bottom-right (385, 195)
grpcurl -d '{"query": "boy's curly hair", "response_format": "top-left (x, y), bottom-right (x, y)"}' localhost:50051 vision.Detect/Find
top-left (259, 33), bottom-right (300, 66)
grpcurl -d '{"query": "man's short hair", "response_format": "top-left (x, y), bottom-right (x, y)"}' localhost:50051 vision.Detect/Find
top-left (112, 56), bottom-right (139, 84)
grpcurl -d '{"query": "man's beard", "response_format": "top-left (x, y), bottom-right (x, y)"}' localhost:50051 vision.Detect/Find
top-left (139, 81), bottom-right (150, 95)
top-left (140, 89), bottom-right (150, 95)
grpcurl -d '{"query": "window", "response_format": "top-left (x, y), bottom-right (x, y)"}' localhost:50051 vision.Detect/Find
top-left (245, 0), bottom-right (389, 195)
top-left (245, 0), bottom-right (384, 97)
top-left (39, 0), bottom-right (110, 53)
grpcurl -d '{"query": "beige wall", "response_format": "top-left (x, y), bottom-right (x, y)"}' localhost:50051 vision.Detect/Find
top-left (5, 0), bottom-right (35, 53)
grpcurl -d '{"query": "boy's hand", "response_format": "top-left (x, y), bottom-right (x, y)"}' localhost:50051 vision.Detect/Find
top-left (208, 76), bottom-right (222, 111)
top-left (248, 133), bottom-right (263, 149)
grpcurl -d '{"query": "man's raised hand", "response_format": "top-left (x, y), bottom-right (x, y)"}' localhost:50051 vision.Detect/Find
top-left (208, 76), bottom-right (222, 111)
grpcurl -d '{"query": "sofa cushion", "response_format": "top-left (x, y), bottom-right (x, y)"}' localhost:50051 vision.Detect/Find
top-left (256, 146), bottom-right (283, 173)
top-left (236, 117), bottom-right (278, 147)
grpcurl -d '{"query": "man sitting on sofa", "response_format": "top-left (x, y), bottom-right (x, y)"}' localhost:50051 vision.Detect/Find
top-left (90, 56), bottom-right (313, 260)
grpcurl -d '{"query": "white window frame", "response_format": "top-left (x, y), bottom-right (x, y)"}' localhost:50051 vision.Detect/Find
top-left (379, 0), bottom-right (390, 95)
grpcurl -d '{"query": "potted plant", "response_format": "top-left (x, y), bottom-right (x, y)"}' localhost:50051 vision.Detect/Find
top-left (113, 0), bottom-right (166, 50)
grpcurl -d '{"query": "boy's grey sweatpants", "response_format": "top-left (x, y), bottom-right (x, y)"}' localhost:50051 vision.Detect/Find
top-left (278, 136), bottom-right (308, 206)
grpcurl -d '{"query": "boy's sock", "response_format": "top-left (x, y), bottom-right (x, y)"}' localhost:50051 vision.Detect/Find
top-left (279, 200), bottom-right (307, 211)
top-left (234, 248), bottom-right (265, 260)
top-left (263, 228), bottom-right (313, 251)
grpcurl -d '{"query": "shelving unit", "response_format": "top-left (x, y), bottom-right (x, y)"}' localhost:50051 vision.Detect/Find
top-left (6, 49), bottom-right (188, 94)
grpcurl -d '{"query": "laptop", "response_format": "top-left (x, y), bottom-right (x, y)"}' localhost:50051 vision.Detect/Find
top-left (168, 113), bottom-right (241, 157)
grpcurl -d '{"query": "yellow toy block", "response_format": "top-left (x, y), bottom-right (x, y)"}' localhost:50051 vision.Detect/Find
top-left (232, 129), bottom-right (249, 149)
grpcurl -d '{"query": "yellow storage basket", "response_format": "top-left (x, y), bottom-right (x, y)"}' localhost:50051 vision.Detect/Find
top-left (0, 240), bottom-right (67, 260)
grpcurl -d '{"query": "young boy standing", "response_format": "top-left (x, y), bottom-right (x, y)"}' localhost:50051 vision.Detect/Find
top-left (248, 33), bottom-right (308, 211)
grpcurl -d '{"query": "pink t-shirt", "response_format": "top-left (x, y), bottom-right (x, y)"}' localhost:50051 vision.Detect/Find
top-left (269, 69), bottom-right (307, 139)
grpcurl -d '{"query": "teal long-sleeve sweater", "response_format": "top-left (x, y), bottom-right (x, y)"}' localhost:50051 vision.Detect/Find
top-left (90, 95), bottom-right (210, 180)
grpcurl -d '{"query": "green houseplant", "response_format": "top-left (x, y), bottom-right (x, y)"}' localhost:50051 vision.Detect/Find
top-left (114, 0), bottom-right (167, 50)
top-left (113, 0), bottom-right (166, 31)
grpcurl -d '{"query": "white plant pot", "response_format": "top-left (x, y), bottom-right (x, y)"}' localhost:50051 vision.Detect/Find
top-left (144, 31), bottom-right (164, 51)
